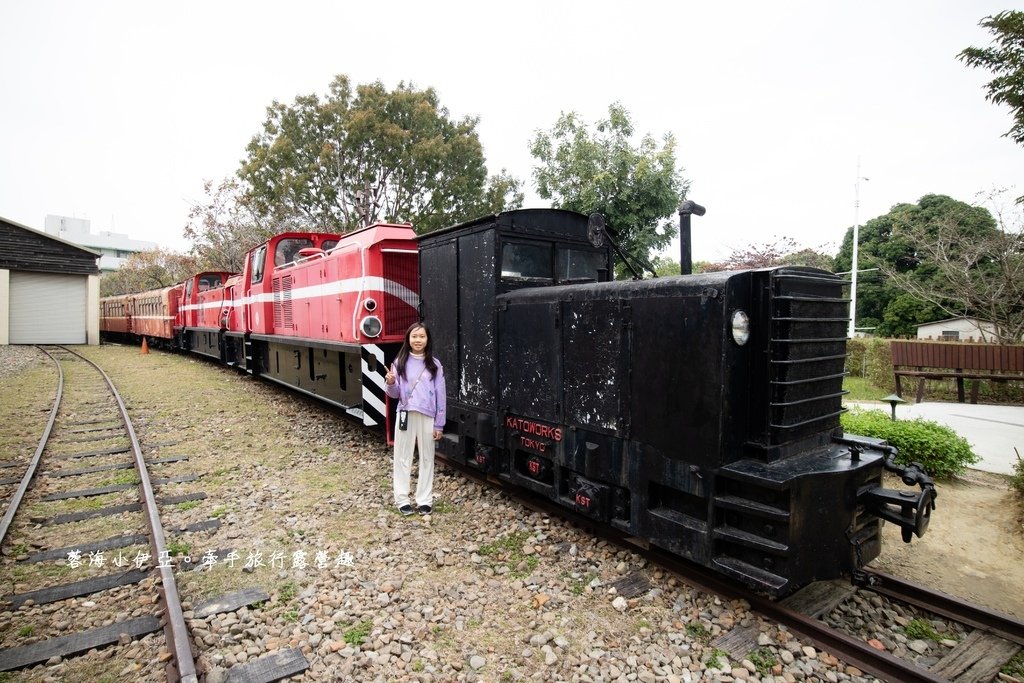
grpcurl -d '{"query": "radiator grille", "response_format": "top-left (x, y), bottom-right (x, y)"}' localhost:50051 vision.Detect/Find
top-left (272, 275), bottom-right (293, 329)
top-left (382, 252), bottom-right (419, 336)
top-left (767, 269), bottom-right (848, 445)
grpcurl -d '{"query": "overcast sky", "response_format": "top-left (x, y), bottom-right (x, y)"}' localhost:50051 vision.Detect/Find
top-left (1, 1), bottom-right (1020, 263)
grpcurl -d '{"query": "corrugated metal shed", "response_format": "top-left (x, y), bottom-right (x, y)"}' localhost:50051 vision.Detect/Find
top-left (1, 216), bottom-right (101, 344)
top-left (0, 216), bottom-right (101, 275)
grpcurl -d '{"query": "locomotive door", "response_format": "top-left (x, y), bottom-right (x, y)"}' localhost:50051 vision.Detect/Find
top-left (497, 301), bottom-right (560, 422)
top-left (561, 299), bottom-right (626, 434)
top-left (246, 244), bottom-right (271, 334)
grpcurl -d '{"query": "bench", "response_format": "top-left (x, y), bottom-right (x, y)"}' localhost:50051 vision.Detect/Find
top-left (890, 340), bottom-right (1024, 404)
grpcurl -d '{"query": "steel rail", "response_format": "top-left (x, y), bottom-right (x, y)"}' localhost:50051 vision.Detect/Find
top-left (0, 346), bottom-right (64, 545)
top-left (444, 462), bottom-right (949, 683)
top-left (856, 568), bottom-right (1024, 646)
top-left (61, 347), bottom-right (197, 683)
top-left (644, 548), bottom-right (948, 683)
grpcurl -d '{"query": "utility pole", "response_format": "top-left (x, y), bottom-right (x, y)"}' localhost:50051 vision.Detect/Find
top-left (849, 162), bottom-right (869, 338)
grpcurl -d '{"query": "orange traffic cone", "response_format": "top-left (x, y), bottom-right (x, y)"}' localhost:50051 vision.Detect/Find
top-left (141, 337), bottom-right (150, 354)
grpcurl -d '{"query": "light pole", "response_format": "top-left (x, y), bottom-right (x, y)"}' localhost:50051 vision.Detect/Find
top-left (849, 164), bottom-right (869, 338)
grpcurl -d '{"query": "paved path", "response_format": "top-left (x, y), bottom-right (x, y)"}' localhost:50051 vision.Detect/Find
top-left (845, 400), bottom-right (1023, 476)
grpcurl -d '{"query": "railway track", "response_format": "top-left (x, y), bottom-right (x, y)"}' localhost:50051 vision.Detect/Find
top-left (457, 465), bottom-right (1024, 683)
top-left (0, 345), bottom-right (196, 682)
top-left (6, 343), bottom-right (1017, 681)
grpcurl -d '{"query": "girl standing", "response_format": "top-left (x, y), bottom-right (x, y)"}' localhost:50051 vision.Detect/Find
top-left (384, 323), bottom-right (446, 516)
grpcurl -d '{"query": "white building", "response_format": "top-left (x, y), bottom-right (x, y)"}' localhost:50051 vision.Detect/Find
top-left (43, 215), bottom-right (157, 272)
top-left (915, 316), bottom-right (999, 342)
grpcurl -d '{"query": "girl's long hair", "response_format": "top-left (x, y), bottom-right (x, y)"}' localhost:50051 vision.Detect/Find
top-left (394, 322), bottom-right (438, 378)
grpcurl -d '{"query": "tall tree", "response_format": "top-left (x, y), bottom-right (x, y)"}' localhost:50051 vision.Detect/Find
top-left (530, 103), bottom-right (688, 269)
top-left (100, 248), bottom-right (197, 297)
top-left (834, 194), bottom-right (1006, 338)
top-left (884, 195), bottom-right (1024, 343)
top-left (239, 75), bottom-right (522, 234)
top-left (959, 11), bottom-right (1024, 148)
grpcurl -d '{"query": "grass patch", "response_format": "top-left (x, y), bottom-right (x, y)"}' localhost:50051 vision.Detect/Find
top-left (102, 470), bottom-right (140, 486)
top-left (478, 531), bottom-right (540, 578)
top-left (166, 539), bottom-right (191, 556)
top-left (903, 618), bottom-right (942, 641)
top-left (279, 580), bottom-right (298, 602)
top-left (9, 559), bottom-right (84, 584)
top-left (842, 376), bottom-right (890, 402)
top-left (686, 621), bottom-right (710, 642)
top-left (174, 500), bottom-right (201, 511)
top-left (563, 571), bottom-right (595, 596)
top-left (706, 648), bottom-right (728, 670)
top-left (344, 619), bottom-right (372, 646)
top-left (210, 506), bottom-right (229, 518)
top-left (748, 648), bottom-right (776, 675)
top-left (432, 499), bottom-right (455, 514)
top-left (1003, 650), bottom-right (1024, 678)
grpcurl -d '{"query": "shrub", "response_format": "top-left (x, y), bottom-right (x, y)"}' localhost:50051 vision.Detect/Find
top-left (840, 409), bottom-right (980, 479)
top-left (846, 338), bottom-right (867, 378)
top-left (844, 337), bottom-right (894, 390)
top-left (866, 338), bottom-right (895, 391)
top-left (1011, 452), bottom-right (1024, 497)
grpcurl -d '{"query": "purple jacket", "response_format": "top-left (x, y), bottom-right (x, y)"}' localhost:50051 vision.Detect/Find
top-left (385, 356), bottom-right (447, 430)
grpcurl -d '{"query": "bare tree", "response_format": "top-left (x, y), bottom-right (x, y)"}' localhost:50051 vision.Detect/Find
top-left (100, 248), bottom-right (198, 297)
top-left (184, 178), bottom-right (288, 272)
top-left (703, 237), bottom-right (833, 272)
top-left (885, 193), bottom-right (1024, 344)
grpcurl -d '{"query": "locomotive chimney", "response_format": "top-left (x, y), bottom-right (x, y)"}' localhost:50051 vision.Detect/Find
top-left (678, 200), bottom-right (706, 275)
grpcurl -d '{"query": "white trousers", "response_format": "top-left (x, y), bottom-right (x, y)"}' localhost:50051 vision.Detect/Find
top-left (393, 410), bottom-right (435, 508)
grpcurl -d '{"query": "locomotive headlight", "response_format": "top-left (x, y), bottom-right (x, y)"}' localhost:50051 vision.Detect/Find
top-left (731, 310), bottom-right (751, 346)
top-left (363, 298), bottom-right (377, 312)
top-left (360, 316), bottom-right (382, 338)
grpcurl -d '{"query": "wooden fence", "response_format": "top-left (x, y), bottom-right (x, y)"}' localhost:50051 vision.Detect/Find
top-left (889, 341), bottom-right (1024, 403)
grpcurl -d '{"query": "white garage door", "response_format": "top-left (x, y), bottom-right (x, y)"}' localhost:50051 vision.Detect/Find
top-left (9, 272), bottom-right (87, 344)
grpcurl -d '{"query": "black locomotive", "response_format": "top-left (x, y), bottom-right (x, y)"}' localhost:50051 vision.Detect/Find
top-left (420, 208), bottom-right (935, 596)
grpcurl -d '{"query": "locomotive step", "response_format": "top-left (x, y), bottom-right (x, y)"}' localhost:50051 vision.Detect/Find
top-left (713, 495), bottom-right (790, 522)
top-left (712, 555), bottom-right (788, 592)
top-left (712, 525), bottom-right (789, 553)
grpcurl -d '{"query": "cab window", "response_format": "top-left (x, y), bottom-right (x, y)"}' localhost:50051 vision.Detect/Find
top-left (200, 274), bottom-right (222, 290)
top-left (251, 245), bottom-right (267, 284)
top-left (558, 248), bottom-right (607, 283)
top-left (501, 243), bottom-right (552, 283)
top-left (275, 238), bottom-right (314, 267)
top-left (321, 239), bottom-right (339, 251)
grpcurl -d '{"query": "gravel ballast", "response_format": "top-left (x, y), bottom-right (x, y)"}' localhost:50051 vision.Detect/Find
top-left (0, 345), bottom-right (1003, 682)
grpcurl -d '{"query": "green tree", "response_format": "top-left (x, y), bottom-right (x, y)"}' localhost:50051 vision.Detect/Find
top-left (959, 11), bottom-right (1024, 148)
top-left (879, 294), bottom-right (944, 339)
top-left (885, 196), bottom-right (1024, 343)
top-left (100, 248), bottom-right (197, 297)
top-left (239, 75), bottom-right (523, 234)
top-left (651, 255), bottom-right (681, 277)
top-left (530, 103), bottom-right (688, 270)
top-left (834, 194), bottom-right (1003, 337)
top-left (780, 248), bottom-right (835, 271)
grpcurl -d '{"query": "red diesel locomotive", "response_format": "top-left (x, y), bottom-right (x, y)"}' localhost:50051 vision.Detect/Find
top-left (101, 222), bottom-right (419, 429)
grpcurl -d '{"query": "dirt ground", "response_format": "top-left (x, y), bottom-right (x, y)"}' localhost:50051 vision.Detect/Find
top-left (870, 468), bottom-right (1024, 619)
